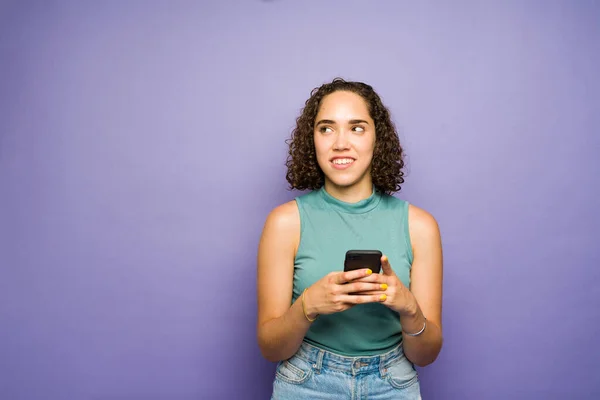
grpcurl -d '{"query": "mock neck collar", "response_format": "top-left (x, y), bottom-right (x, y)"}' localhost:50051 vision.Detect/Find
top-left (319, 185), bottom-right (382, 214)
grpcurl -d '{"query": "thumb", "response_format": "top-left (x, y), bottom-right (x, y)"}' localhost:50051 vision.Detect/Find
top-left (381, 255), bottom-right (395, 276)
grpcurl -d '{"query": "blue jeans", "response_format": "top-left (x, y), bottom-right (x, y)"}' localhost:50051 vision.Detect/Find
top-left (271, 341), bottom-right (421, 400)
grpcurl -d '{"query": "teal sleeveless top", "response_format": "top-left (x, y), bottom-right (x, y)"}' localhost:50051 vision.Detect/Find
top-left (293, 186), bottom-right (413, 357)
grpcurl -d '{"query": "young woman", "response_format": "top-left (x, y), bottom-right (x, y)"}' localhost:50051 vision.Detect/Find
top-left (256, 78), bottom-right (443, 399)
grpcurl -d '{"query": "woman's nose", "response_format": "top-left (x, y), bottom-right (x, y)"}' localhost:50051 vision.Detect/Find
top-left (333, 132), bottom-right (350, 150)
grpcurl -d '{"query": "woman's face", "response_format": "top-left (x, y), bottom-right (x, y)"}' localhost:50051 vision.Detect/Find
top-left (313, 90), bottom-right (376, 192)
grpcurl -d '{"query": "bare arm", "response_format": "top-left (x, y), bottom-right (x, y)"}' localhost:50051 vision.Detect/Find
top-left (256, 201), bottom-right (311, 362)
top-left (400, 204), bottom-right (444, 367)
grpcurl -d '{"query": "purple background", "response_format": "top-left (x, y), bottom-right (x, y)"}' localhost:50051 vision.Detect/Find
top-left (1, 1), bottom-right (599, 399)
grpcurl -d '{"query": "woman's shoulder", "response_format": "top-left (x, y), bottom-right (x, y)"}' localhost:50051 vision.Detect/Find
top-left (262, 200), bottom-right (301, 236)
top-left (259, 200), bottom-right (301, 255)
top-left (406, 203), bottom-right (441, 244)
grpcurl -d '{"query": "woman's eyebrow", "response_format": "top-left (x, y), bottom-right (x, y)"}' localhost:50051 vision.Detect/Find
top-left (315, 119), bottom-right (336, 126)
top-left (315, 119), bottom-right (369, 126)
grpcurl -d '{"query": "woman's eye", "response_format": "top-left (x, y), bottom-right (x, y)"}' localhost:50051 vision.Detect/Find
top-left (320, 126), bottom-right (333, 133)
top-left (353, 126), bottom-right (365, 133)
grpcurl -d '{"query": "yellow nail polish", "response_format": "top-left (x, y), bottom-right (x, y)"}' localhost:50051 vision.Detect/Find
top-left (380, 294), bottom-right (387, 301)
top-left (366, 269), bottom-right (372, 275)
top-left (381, 283), bottom-right (388, 290)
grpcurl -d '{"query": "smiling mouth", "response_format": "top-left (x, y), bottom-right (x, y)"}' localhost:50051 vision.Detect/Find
top-left (331, 158), bottom-right (355, 165)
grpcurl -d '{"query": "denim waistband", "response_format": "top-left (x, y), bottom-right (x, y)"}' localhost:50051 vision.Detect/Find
top-left (294, 341), bottom-right (406, 376)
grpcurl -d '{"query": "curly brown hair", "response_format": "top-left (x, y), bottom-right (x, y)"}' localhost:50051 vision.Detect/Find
top-left (285, 77), bottom-right (405, 195)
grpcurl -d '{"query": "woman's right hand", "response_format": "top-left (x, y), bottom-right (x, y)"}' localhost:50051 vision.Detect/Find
top-left (302, 269), bottom-right (388, 320)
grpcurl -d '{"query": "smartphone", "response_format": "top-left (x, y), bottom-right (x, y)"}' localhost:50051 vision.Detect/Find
top-left (344, 250), bottom-right (382, 274)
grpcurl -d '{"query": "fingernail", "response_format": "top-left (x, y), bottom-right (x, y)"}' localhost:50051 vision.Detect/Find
top-left (381, 284), bottom-right (388, 290)
top-left (382, 256), bottom-right (388, 262)
top-left (366, 269), bottom-right (372, 275)
top-left (380, 294), bottom-right (387, 301)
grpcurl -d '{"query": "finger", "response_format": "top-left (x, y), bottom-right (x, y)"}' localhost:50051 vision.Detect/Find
top-left (337, 268), bottom-right (373, 284)
top-left (351, 291), bottom-right (387, 296)
top-left (341, 281), bottom-right (387, 294)
top-left (340, 294), bottom-right (388, 304)
top-left (381, 255), bottom-right (395, 276)
top-left (352, 274), bottom-right (388, 284)
top-left (351, 281), bottom-right (389, 294)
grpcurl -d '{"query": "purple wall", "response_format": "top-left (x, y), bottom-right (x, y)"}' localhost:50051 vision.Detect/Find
top-left (1, 1), bottom-right (599, 399)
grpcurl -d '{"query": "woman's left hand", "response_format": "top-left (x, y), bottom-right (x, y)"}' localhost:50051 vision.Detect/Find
top-left (355, 255), bottom-right (417, 316)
